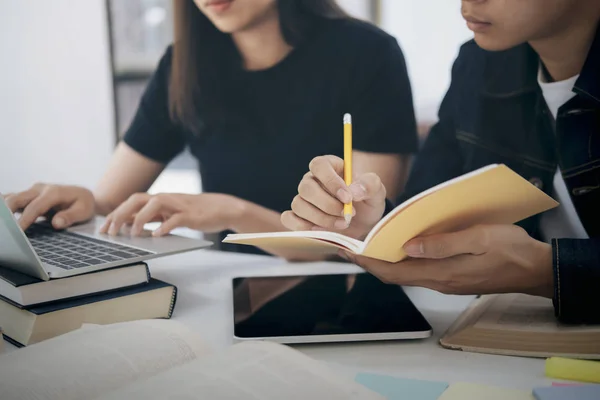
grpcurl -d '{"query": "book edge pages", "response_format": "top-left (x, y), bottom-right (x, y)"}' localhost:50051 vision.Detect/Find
top-left (223, 231), bottom-right (363, 253)
top-left (437, 344), bottom-right (600, 359)
top-left (439, 295), bottom-right (600, 359)
top-left (439, 295), bottom-right (496, 348)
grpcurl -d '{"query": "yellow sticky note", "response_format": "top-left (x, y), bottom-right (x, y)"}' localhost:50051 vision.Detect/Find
top-left (545, 357), bottom-right (600, 384)
top-left (438, 382), bottom-right (534, 400)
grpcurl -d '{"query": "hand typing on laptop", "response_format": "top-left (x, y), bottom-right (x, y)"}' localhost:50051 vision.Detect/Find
top-left (0, 192), bottom-right (211, 280)
top-left (99, 192), bottom-right (244, 237)
top-left (4, 183), bottom-right (244, 238)
top-left (3, 183), bottom-right (95, 231)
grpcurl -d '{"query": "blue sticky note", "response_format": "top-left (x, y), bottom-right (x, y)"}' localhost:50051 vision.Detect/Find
top-left (355, 372), bottom-right (449, 400)
top-left (533, 384), bottom-right (600, 400)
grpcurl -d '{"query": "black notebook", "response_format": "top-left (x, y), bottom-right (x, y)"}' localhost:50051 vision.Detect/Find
top-left (0, 262), bottom-right (150, 307)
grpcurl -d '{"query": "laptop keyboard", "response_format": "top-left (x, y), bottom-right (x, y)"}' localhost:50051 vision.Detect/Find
top-left (25, 223), bottom-right (153, 270)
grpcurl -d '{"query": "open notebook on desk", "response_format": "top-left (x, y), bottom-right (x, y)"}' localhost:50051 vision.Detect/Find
top-left (224, 164), bottom-right (558, 262)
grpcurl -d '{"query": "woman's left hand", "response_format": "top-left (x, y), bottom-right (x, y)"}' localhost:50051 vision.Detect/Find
top-left (100, 193), bottom-right (244, 236)
top-left (340, 224), bottom-right (555, 298)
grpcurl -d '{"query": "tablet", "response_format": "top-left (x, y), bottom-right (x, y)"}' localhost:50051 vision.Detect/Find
top-left (232, 272), bottom-right (432, 344)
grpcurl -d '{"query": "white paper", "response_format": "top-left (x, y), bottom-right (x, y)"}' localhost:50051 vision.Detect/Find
top-left (97, 341), bottom-right (384, 400)
top-left (0, 319), bottom-right (210, 400)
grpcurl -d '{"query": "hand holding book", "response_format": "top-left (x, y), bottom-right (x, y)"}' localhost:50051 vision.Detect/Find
top-left (279, 155), bottom-right (555, 298)
top-left (340, 223), bottom-right (554, 298)
top-left (228, 160), bottom-right (557, 298)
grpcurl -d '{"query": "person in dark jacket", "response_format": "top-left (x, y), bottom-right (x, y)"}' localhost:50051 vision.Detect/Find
top-left (282, 0), bottom-right (600, 325)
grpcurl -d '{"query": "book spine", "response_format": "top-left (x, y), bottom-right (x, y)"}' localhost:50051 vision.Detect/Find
top-left (167, 285), bottom-right (178, 319)
top-left (143, 262), bottom-right (151, 283)
top-left (3, 334), bottom-right (24, 348)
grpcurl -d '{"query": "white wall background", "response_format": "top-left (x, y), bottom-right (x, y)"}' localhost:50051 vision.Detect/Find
top-left (380, 0), bottom-right (473, 123)
top-left (0, 0), bottom-right (115, 194)
top-left (338, 0), bottom-right (474, 124)
top-left (337, 0), bottom-right (371, 19)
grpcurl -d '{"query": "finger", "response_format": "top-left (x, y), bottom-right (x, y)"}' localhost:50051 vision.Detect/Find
top-left (349, 172), bottom-right (387, 207)
top-left (99, 215), bottom-right (113, 234)
top-left (403, 226), bottom-right (489, 259)
top-left (4, 189), bottom-right (40, 213)
top-left (308, 156), bottom-right (352, 204)
top-left (50, 200), bottom-right (93, 230)
top-left (131, 198), bottom-right (164, 236)
top-left (342, 251), bottom-right (446, 288)
top-left (18, 194), bottom-right (60, 230)
top-left (291, 195), bottom-right (349, 230)
top-left (153, 214), bottom-right (185, 237)
top-left (297, 177), bottom-right (344, 217)
top-left (107, 194), bottom-right (149, 236)
top-left (281, 210), bottom-right (315, 231)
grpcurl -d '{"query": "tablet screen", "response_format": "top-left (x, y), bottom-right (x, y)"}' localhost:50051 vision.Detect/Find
top-left (232, 272), bottom-right (432, 340)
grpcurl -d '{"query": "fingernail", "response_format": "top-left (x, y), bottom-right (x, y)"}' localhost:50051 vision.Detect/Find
top-left (404, 241), bottom-right (424, 257)
top-left (53, 217), bottom-right (66, 229)
top-left (109, 225), bottom-right (119, 236)
top-left (153, 228), bottom-right (163, 237)
top-left (334, 219), bottom-right (349, 230)
top-left (340, 208), bottom-right (357, 217)
top-left (336, 189), bottom-right (352, 204)
top-left (349, 183), bottom-right (367, 201)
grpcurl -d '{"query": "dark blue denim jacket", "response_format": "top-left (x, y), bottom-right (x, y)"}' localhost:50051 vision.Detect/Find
top-left (396, 27), bottom-right (600, 325)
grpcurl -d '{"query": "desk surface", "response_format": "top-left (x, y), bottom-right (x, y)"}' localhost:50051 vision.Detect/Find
top-left (2, 249), bottom-right (552, 389)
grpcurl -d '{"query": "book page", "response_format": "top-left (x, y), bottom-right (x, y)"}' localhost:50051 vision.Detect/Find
top-left (361, 164), bottom-right (558, 262)
top-left (97, 341), bottom-right (384, 400)
top-left (223, 231), bottom-right (364, 254)
top-left (363, 164), bottom-right (500, 245)
top-left (0, 319), bottom-right (210, 400)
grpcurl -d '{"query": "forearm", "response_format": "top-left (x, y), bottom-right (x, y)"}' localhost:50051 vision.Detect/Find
top-left (551, 238), bottom-right (600, 324)
top-left (94, 142), bottom-right (165, 217)
top-left (229, 198), bottom-right (331, 261)
top-left (93, 197), bottom-right (120, 217)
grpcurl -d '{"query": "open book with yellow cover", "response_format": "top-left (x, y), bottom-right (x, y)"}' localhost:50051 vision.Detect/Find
top-left (224, 164), bottom-right (558, 262)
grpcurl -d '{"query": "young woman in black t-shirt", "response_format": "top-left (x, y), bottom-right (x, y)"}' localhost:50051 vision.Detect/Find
top-left (6, 0), bottom-right (418, 258)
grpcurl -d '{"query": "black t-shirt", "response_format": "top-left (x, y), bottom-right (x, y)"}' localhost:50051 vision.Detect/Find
top-left (124, 18), bottom-right (418, 253)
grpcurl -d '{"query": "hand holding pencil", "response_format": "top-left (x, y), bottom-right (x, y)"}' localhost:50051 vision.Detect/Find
top-left (281, 113), bottom-right (388, 241)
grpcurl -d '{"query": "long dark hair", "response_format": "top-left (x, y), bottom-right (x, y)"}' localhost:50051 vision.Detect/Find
top-left (169, 0), bottom-right (347, 134)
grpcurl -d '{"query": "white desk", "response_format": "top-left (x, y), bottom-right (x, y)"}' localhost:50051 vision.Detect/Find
top-left (2, 249), bottom-right (552, 390)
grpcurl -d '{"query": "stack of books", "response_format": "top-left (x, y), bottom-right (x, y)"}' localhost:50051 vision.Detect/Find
top-left (0, 262), bottom-right (177, 347)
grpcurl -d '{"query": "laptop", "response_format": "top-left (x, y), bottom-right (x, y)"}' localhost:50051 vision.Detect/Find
top-left (0, 196), bottom-right (212, 281)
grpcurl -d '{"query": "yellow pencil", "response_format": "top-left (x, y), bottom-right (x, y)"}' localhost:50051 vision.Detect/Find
top-left (343, 113), bottom-right (353, 224)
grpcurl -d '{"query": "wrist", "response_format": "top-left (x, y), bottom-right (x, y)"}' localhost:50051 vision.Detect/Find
top-left (220, 195), bottom-right (246, 231)
top-left (528, 241), bottom-right (554, 298)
